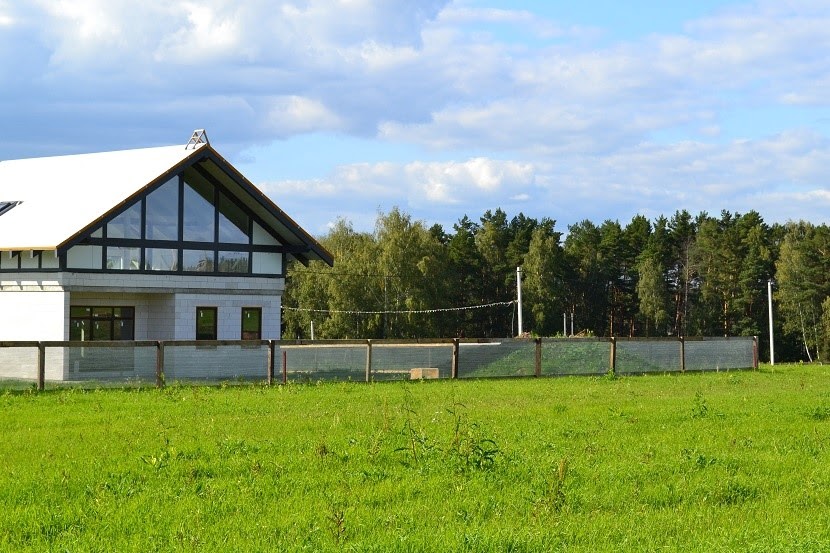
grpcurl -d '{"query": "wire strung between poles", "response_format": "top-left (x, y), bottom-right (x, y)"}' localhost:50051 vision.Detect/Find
top-left (282, 300), bottom-right (516, 315)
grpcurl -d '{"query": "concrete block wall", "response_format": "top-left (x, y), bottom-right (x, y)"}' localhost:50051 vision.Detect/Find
top-left (172, 293), bottom-right (281, 340)
top-left (69, 291), bottom-right (175, 340)
top-left (61, 272), bottom-right (285, 294)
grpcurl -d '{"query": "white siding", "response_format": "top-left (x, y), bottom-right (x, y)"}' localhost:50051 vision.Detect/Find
top-left (0, 251), bottom-right (15, 270)
top-left (0, 288), bottom-right (66, 340)
top-left (41, 250), bottom-right (59, 269)
top-left (20, 251), bottom-right (38, 270)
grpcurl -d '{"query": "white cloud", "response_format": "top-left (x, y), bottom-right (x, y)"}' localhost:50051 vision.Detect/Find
top-left (0, 0), bottom-right (13, 27)
top-left (262, 157), bottom-right (536, 207)
top-left (154, 2), bottom-right (244, 63)
top-left (264, 96), bottom-right (344, 135)
top-left (3, 0), bottom-right (830, 232)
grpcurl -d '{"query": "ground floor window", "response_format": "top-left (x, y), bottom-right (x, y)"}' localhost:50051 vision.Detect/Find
top-left (196, 307), bottom-right (217, 340)
top-left (241, 307), bottom-right (262, 340)
top-left (70, 306), bottom-right (135, 341)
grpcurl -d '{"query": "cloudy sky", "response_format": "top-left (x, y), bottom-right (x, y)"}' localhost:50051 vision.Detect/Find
top-left (2, 0), bottom-right (829, 235)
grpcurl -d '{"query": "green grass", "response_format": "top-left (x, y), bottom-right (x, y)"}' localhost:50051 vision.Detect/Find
top-left (2, 364), bottom-right (829, 551)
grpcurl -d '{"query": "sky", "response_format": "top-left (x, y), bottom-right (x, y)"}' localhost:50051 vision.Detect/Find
top-left (1, 0), bottom-right (829, 236)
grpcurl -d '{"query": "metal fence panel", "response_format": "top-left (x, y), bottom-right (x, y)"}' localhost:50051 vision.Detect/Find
top-left (281, 343), bottom-right (367, 382)
top-left (47, 344), bottom-right (159, 387)
top-left (164, 343), bottom-right (268, 382)
top-left (371, 344), bottom-right (453, 381)
top-left (685, 338), bottom-right (755, 371)
top-left (0, 336), bottom-right (759, 389)
top-left (616, 339), bottom-right (682, 374)
top-left (458, 340), bottom-right (536, 378)
top-left (541, 339), bottom-right (610, 376)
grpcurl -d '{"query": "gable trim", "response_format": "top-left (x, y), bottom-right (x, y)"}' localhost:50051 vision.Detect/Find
top-left (54, 144), bottom-right (332, 267)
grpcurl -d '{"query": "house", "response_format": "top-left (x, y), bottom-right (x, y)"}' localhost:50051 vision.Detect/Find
top-left (0, 130), bottom-right (332, 380)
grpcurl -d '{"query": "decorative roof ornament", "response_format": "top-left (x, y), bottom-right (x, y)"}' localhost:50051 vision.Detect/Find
top-left (185, 129), bottom-right (209, 150)
top-left (0, 201), bottom-right (21, 217)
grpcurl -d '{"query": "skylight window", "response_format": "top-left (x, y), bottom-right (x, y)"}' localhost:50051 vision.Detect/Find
top-left (0, 201), bottom-right (21, 216)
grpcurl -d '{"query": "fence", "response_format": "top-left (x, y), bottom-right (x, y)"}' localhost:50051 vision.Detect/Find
top-left (0, 336), bottom-right (758, 390)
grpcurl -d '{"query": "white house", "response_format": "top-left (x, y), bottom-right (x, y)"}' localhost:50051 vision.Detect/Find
top-left (0, 130), bottom-right (332, 380)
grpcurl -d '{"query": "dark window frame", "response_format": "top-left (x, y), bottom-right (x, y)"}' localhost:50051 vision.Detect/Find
top-left (53, 170), bottom-right (291, 277)
top-left (241, 307), bottom-right (262, 340)
top-left (196, 306), bottom-right (218, 340)
top-left (69, 306), bottom-right (135, 341)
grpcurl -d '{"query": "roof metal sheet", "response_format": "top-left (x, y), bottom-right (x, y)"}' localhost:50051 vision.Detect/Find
top-left (0, 144), bottom-right (202, 250)
top-left (0, 141), bottom-right (332, 265)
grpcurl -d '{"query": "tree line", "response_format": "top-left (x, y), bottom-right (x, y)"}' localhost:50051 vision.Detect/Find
top-left (282, 207), bottom-right (830, 362)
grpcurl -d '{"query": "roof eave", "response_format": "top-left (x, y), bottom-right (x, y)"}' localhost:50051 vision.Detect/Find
top-left (198, 146), bottom-right (334, 266)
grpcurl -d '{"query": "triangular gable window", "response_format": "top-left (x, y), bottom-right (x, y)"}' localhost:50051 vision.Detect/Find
top-left (64, 172), bottom-right (283, 276)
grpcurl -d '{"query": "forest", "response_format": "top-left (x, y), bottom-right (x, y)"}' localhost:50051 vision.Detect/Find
top-left (282, 207), bottom-right (830, 363)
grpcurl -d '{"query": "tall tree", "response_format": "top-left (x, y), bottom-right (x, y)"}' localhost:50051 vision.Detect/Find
top-left (447, 215), bottom-right (485, 336)
top-left (619, 215), bottom-right (653, 335)
top-left (476, 209), bottom-right (513, 336)
top-left (733, 212), bottom-right (774, 337)
top-left (375, 208), bottom-right (447, 338)
top-left (636, 255), bottom-right (669, 336)
top-left (521, 219), bottom-right (565, 335)
top-left (598, 220), bottom-right (625, 336)
top-left (506, 213), bottom-right (538, 269)
top-left (564, 220), bottom-right (606, 335)
top-left (667, 210), bottom-right (697, 336)
top-left (776, 222), bottom-right (830, 361)
top-left (282, 219), bottom-right (379, 339)
top-left (691, 211), bottom-right (745, 336)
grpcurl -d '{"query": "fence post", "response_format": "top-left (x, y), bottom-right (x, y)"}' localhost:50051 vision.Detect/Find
top-left (679, 337), bottom-right (686, 373)
top-left (37, 342), bottom-right (45, 391)
top-left (267, 340), bottom-right (275, 385)
top-left (155, 341), bottom-right (165, 388)
top-left (753, 336), bottom-right (759, 370)
top-left (365, 339), bottom-right (373, 383)
top-left (609, 337), bottom-right (616, 376)
top-left (535, 338), bottom-right (542, 377)
top-left (451, 339), bottom-right (459, 379)
top-left (282, 350), bottom-right (288, 385)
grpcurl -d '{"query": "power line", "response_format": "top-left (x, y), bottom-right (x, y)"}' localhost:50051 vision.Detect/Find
top-left (282, 300), bottom-right (515, 315)
top-left (289, 268), bottom-right (463, 279)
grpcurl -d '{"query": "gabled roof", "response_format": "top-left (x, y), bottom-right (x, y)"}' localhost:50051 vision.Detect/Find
top-left (0, 139), bottom-right (332, 265)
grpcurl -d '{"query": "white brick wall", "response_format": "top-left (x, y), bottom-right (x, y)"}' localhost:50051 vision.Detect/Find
top-left (61, 272), bottom-right (285, 294)
top-left (1, 272), bottom-right (285, 342)
top-left (171, 293), bottom-right (281, 339)
top-left (0, 288), bottom-right (67, 340)
top-left (69, 291), bottom-right (176, 340)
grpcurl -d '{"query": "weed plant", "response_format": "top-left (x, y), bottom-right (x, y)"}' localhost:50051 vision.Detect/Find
top-left (1, 364), bottom-right (829, 551)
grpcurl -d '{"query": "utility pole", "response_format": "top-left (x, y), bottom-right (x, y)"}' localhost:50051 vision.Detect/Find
top-left (516, 266), bottom-right (523, 336)
top-left (768, 279), bottom-right (774, 365)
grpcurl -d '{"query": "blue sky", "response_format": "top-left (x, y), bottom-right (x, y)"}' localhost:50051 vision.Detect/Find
top-left (1, 0), bottom-right (829, 235)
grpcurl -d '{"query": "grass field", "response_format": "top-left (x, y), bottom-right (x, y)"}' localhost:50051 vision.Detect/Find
top-left (1, 364), bottom-right (829, 552)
